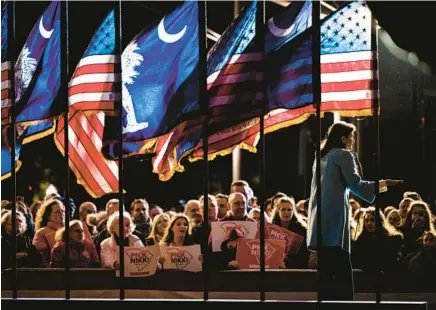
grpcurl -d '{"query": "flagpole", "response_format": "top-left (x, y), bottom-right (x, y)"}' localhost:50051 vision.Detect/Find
top-left (198, 0), bottom-right (210, 301)
top-left (8, 1), bottom-right (17, 299)
top-left (60, 0), bottom-right (71, 300)
top-left (256, 0), bottom-right (266, 302)
top-left (371, 15), bottom-right (382, 304)
top-left (312, 1), bottom-right (323, 303)
top-left (114, 0), bottom-right (125, 300)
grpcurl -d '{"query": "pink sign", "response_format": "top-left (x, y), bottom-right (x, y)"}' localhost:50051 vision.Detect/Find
top-left (236, 239), bottom-right (286, 269)
top-left (255, 222), bottom-right (304, 254)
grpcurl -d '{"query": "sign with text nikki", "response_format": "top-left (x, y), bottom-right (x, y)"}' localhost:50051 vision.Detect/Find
top-left (255, 222), bottom-right (304, 254)
top-left (160, 244), bottom-right (202, 272)
top-left (116, 245), bottom-right (160, 277)
top-left (211, 221), bottom-right (258, 252)
top-left (236, 238), bottom-right (286, 269)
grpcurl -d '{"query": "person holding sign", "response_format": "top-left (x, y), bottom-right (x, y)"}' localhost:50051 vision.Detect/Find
top-left (144, 213), bottom-right (170, 246)
top-left (307, 121), bottom-right (403, 301)
top-left (161, 214), bottom-right (195, 247)
top-left (100, 212), bottom-right (144, 270)
top-left (271, 196), bottom-right (309, 268)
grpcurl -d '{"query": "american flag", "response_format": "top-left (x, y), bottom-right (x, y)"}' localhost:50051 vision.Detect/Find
top-left (54, 11), bottom-right (120, 198)
top-left (152, 2), bottom-right (264, 180)
top-left (1, 3), bottom-right (11, 125)
top-left (191, 1), bottom-right (376, 161)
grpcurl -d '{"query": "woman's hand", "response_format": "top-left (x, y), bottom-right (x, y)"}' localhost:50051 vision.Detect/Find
top-left (16, 252), bottom-right (27, 260)
top-left (113, 260), bottom-right (120, 270)
top-left (228, 260), bottom-right (240, 269)
top-left (158, 256), bottom-right (166, 266)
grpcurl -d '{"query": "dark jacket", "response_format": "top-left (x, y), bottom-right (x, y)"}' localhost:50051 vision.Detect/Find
top-left (50, 239), bottom-right (100, 268)
top-left (1, 228), bottom-right (41, 269)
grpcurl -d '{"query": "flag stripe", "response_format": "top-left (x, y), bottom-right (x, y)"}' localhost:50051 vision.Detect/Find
top-left (75, 54), bottom-right (118, 68)
top-left (72, 63), bottom-right (116, 78)
top-left (69, 82), bottom-right (120, 96)
top-left (69, 92), bottom-right (120, 105)
top-left (69, 73), bottom-right (120, 87)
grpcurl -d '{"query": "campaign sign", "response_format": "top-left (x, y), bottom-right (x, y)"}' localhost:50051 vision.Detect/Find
top-left (236, 238), bottom-right (286, 269)
top-left (211, 221), bottom-right (258, 252)
top-left (116, 245), bottom-right (160, 277)
top-left (256, 222), bottom-right (304, 254)
top-left (161, 244), bottom-right (202, 272)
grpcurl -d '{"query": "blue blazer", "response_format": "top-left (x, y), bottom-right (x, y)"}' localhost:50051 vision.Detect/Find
top-left (307, 148), bottom-right (376, 253)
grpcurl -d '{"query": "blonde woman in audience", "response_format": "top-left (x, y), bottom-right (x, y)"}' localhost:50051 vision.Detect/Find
top-left (33, 199), bottom-right (65, 266)
top-left (144, 213), bottom-right (170, 246)
top-left (50, 220), bottom-right (100, 268)
top-left (100, 212), bottom-right (143, 269)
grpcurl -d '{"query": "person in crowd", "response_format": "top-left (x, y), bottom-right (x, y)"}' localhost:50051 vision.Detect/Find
top-left (230, 180), bottom-right (254, 212)
top-left (399, 197), bottom-right (414, 222)
top-left (386, 209), bottom-right (402, 228)
top-left (3, 200), bottom-right (35, 238)
top-left (250, 196), bottom-right (259, 209)
top-left (271, 196), bottom-right (308, 268)
top-left (149, 204), bottom-right (164, 221)
top-left (100, 212), bottom-right (144, 269)
top-left (78, 202), bottom-right (98, 240)
top-left (271, 192), bottom-right (287, 209)
top-left (50, 220), bottom-right (100, 268)
top-left (221, 192), bottom-right (254, 222)
top-left (215, 194), bottom-right (229, 220)
top-left (190, 213), bottom-right (203, 232)
top-left (130, 198), bottom-right (152, 236)
top-left (349, 198), bottom-right (361, 218)
top-left (1, 210), bottom-right (41, 269)
top-left (33, 199), bottom-right (66, 266)
top-left (247, 208), bottom-right (269, 224)
top-left (93, 199), bottom-right (147, 253)
top-left (160, 214), bottom-right (194, 247)
top-left (307, 121), bottom-right (401, 301)
top-left (87, 211), bottom-right (107, 235)
top-left (408, 229), bottom-right (436, 271)
top-left (165, 210), bottom-right (177, 219)
top-left (217, 227), bottom-right (244, 270)
top-left (295, 199), bottom-right (309, 218)
top-left (384, 206), bottom-right (396, 217)
top-left (144, 213), bottom-right (170, 246)
top-left (29, 201), bottom-right (43, 222)
top-left (191, 194), bottom-right (219, 249)
top-left (403, 191), bottom-right (422, 201)
top-left (351, 207), bottom-right (403, 272)
top-left (184, 199), bottom-right (201, 220)
top-left (264, 198), bottom-right (274, 219)
top-left (399, 200), bottom-right (435, 262)
top-left (169, 200), bottom-right (186, 213)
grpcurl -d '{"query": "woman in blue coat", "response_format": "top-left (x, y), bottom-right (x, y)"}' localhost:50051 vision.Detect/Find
top-left (307, 121), bottom-right (401, 300)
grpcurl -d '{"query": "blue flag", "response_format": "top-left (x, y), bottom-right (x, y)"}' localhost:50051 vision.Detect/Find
top-left (266, 0), bottom-right (313, 111)
top-left (120, 1), bottom-right (199, 143)
top-left (15, 1), bottom-right (61, 124)
top-left (1, 3), bottom-right (11, 125)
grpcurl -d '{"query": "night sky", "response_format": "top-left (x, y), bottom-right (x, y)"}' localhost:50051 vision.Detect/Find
top-left (2, 1), bottom-right (435, 213)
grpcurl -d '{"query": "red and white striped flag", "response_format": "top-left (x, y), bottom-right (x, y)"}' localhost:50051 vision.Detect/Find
top-left (1, 60), bottom-right (11, 125)
top-left (54, 11), bottom-right (120, 198)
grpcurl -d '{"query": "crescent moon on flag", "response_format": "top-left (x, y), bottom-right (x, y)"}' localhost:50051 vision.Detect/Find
top-left (158, 17), bottom-right (186, 44)
top-left (267, 18), bottom-right (295, 37)
top-left (39, 16), bottom-right (54, 39)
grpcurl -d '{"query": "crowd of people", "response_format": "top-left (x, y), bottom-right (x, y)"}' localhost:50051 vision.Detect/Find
top-left (1, 180), bottom-right (435, 273)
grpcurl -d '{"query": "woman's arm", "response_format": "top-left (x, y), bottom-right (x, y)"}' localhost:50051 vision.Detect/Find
top-left (339, 150), bottom-right (376, 203)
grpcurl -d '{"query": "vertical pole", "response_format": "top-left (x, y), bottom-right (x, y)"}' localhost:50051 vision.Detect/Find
top-left (8, 1), bottom-right (17, 299)
top-left (61, 0), bottom-right (71, 300)
top-left (198, 0), bottom-right (209, 301)
top-left (371, 16), bottom-right (382, 304)
top-left (256, 0), bottom-right (266, 302)
top-left (114, 0), bottom-right (125, 300)
top-left (312, 0), bottom-right (322, 302)
top-left (232, 0), bottom-right (241, 183)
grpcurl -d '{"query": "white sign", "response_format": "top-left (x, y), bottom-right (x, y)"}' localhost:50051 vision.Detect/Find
top-left (160, 244), bottom-right (202, 273)
top-left (116, 245), bottom-right (160, 277)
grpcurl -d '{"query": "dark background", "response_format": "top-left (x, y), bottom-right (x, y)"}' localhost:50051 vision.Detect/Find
top-left (2, 1), bottom-right (435, 213)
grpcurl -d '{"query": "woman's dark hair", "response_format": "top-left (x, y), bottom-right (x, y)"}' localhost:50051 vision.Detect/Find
top-left (320, 121), bottom-right (356, 158)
